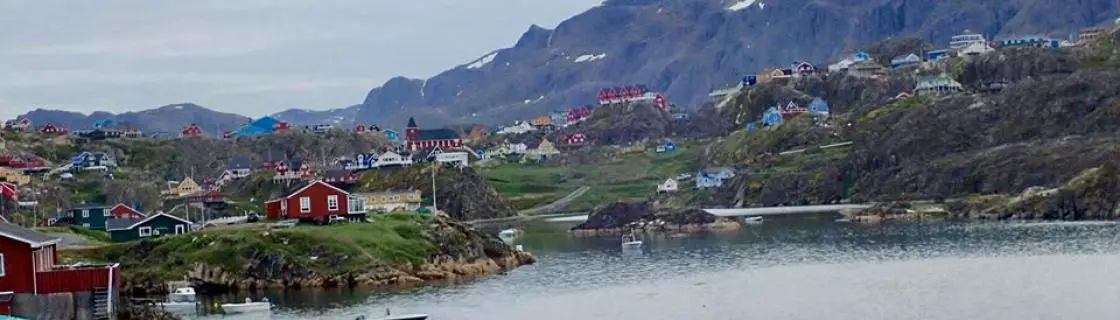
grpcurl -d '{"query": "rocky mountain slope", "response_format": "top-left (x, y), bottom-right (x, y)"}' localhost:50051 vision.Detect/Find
top-left (20, 103), bottom-right (250, 134)
top-left (318, 0), bottom-right (1120, 127)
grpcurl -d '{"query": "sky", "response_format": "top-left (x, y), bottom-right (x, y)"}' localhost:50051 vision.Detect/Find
top-left (0, 0), bottom-right (602, 120)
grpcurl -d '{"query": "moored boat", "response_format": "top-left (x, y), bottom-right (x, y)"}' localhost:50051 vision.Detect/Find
top-left (220, 297), bottom-right (272, 314)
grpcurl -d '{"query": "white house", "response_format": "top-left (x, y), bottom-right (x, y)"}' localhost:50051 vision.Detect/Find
top-left (435, 152), bottom-right (469, 167)
top-left (508, 143), bottom-right (529, 154)
top-left (498, 122), bottom-right (536, 135)
top-left (915, 73), bottom-right (964, 97)
top-left (959, 41), bottom-right (994, 56)
top-left (889, 53), bottom-right (921, 69)
top-left (657, 178), bottom-right (679, 193)
top-left (949, 31), bottom-right (987, 50)
top-left (377, 151), bottom-right (413, 167)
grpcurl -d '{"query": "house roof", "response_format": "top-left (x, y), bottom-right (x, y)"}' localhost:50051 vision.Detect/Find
top-left (107, 213), bottom-right (193, 231)
top-left (71, 203), bottom-right (111, 210)
top-left (278, 180), bottom-right (350, 200)
top-left (0, 222), bottom-right (60, 248)
top-left (110, 203), bottom-right (147, 217)
top-left (407, 117), bottom-right (417, 128)
top-left (322, 169), bottom-right (354, 179)
top-left (105, 218), bottom-right (143, 231)
top-left (417, 128), bottom-right (459, 141)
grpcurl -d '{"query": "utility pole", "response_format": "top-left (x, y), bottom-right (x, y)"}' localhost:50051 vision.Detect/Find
top-left (431, 164), bottom-right (438, 213)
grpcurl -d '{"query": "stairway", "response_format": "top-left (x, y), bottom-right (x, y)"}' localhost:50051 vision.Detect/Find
top-left (92, 287), bottom-right (111, 320)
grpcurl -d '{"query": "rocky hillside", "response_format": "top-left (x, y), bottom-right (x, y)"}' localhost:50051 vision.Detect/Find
top-left (19, 103), bottom-right (250, 134)
top-left (359, 166), bottom-right (517, 221)
top-left (706, 30), bottom-right (1120, 213)
top-left (284, 0), bottom-right (1120, 128)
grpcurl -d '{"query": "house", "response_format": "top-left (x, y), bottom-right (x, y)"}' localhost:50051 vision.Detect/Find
top-left (1078, 27), bottom-right (1109, 45)
top-left (508, 143), bottom-right (529, 154)
top-left (915, 73), bottom-right (964, 96)
top-left (780, 101), bottom-right (808, 116)
top-left (467, 127), bottom-right (491, 142)
top-left (532, 116), bottom-right (552, 128)
top-left (484, 145), bottom-right (509, 158)
top-left (228, 116), bottom-right (282, 138)
top-left (0, 168), bottom-right (30, 185)
top-left (959, 41), bottom-right (994, 56)
top-left (657, 178), bottom-right (679, 193)
top-left (828, 52), bottom-right (872, 72)
top-left (949, 31), bottom-right (987, 50)
top-left (847, 61), bottom-right (889, 78)
top-left (322, 169), bottom-right (361, 185)
top-left (890, 53), bottom-right (922, 69)
top-left (564, 133), bottom-right (587, 145)
top-left (3, 118), bottom-right (31, 132)
top-left (180, 124), bottom-right (204, 137)
top-left (891, 92), bottom-right (914, 101)
top-left (121, 127), bottom-right (143, 138)
top-left (264, 180), bottom-right (367, 224)
top-left (70, 152), bottom-right (116, 169)
top-left (999, 36), bottom-right (1060, 49)
top-left (273, 159), bottom-right (314, 181)
top-left (404, 117), bottom-right (463, 152)
top-left (434, 152), bottom-right (470, 167)
top-left (793, 61), bottom-right (815, 75)
top-left (376, 151), bottom-right (413, 167)
top-left (762, 106), bottom-right (784, 127)
top-left (696, 167), bottom-right (736, 189)
top-left (383, 129), bottom-right (401, 141)
top-left (532, 138), bottom-right (560, 157)
top-left (498, 121), bottom-right (536, 135)
top-left (109, 203), bottom-right (147, 219)
top-left (549, 111), bottom-right (569, 128)
top-left (809, 98), bottom-right (830, 117)
top-left (106, 212), bottom-right (193, 242)
top-left (165, 177), bottom-right (202, 197)
top-left (0, 182), bottom-right (16, 203)
top-left (65, 204), bottom-right (113, 229)
top-left (655, 142), bottom-right (677, 153)
top-left (220, 157), bottom-right (253, 181)
top-left (355, 190), bottom-right (423, 213)
top-left (0, 223), bottom-right (121, 319)
top-left (38, 124), bottom-right (69, 135)
top-left (311, 124), bottom-right (333, 134)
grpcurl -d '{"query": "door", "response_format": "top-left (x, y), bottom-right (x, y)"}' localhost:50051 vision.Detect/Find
top-left (175, 224), bottom-right (186, 234)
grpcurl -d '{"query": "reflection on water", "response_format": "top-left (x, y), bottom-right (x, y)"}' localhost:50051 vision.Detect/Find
top-left (209, 216), bottom-right (1120, 319)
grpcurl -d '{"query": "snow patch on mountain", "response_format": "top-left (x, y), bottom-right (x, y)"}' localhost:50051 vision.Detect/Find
top-left (728, 0), bottom-right (759, 11)
top-left (574, 53), bottom-right (608, 63)
top-left (466, 51), bottom-right (499, 69)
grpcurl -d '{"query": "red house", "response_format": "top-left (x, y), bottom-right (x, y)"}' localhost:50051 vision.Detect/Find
top-left (264, 180), bottom-right (366, 224)
top-left (654, 94), bottom-right (669, 111)
top-left (1, 182), bottom-right (16, 202)
top-left (0, 223), bottom-right (121, 317)
top-left (109, 204), bottom-right (147, 219)
top-left (404, 117), bottom-right (464, 151)
top-left (180, 123), bottom-right (204, 137)
top-left (564, 133), bottom-right (587, 145)
top-left (597, 90), bottom-right (610, 105)
top-left (354, 124), bottom-right (368, 133)
top-left (38, 124), bottom-right (69, 135)
top-left (272, 121), bottom-right (292, 132)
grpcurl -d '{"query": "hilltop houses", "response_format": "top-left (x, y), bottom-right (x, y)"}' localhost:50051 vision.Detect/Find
top-left (3, 118), bottom-right (31, 132)
top-left (497, 121), bottom-right (536, 135)
top-left (180, 124), bottom-right (204, 137)
top-left (915, 73), bottom-right (964, 96)
top-left (890, 54), bottom-right (922, 69)
top-left (564, 133), bottom-right (587, 146)
top-left (265, 180), bottom-right (367, 224)
top-left (959, 41), bottom-right (995, 56)
top-left (405, 117), bottom-right (463, 152)
top-left (999, 36), bottom-right (1061, 49)
top-left (657, 178), bottom-right (679, 193)
top-left (71, 152), bottom-right (117, 170)
top-left (696, 167), bottom-right (736, 189)
top-left (226, 116), bottom-right (290, 138)
top-left (322, 169), bottom-right (361, 186)
top-left (38, 124), bottom-right (69, 136)
top-left (596, 85), bottom-right (670, 110)
top-left (273, 159), bottom-right (314, 181)
top-left (949, 31), bottom-right (988, 50)
top-left (220, 157), bottom-right (253, 181)
top-left (828, 52), bottom-right (872, 72)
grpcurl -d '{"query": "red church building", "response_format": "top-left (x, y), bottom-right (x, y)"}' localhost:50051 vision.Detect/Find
top-left (265, 180), bottom-right (366, 224)
top-left (180, 124), bottom-right (204, 137)
top-left (405, 117), bottom-right (463, 152)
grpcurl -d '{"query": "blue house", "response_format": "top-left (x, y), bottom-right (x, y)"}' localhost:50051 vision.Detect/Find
top-left (745, 122), bottom-right (758, 131)
top-left (927, 50), bottom-right (950, 61)
top-left (809, 98), bottom-right (830, 116)
top-left (71, 152), bottom-right (117, 169)
top-left (696, 167), bottom-right (736, 189)
top-left (853, 51), bottom-right (872, 62)
top-left (656, 142), bottom-right (677, 153)
top-left (742, 75), bottom-right (758, 87)
top-left (762, 106), bottom-right (784, 127)
top-left (229, 116), bottom-right (280, 138)
top-left (384, 129), bottom-right (401, 141)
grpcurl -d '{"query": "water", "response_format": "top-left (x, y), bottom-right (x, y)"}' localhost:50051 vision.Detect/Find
top-left (207, 217), bottom-right (1120, 319)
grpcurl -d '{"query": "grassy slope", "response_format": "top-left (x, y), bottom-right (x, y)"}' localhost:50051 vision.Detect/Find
top-left (64, 213), bottom-right (435, 283)
top-left (478, 141), bottom-right (705, 212)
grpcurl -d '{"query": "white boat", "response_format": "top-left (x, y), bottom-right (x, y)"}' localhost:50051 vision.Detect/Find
top-left (157, 301), bottom-right (198, 314)
top-left (743, 216), bottom-right (764, 224)
top-left (220, 297), bottom-right (272, 314)
top-left (168, 286), bottom-right (196, 301)
top-left (498, 228), bottom-right (523, 243)
top-left (621, 232), bottom-right (642, 249)
top-left (382, 308), bottom-right (429, 320)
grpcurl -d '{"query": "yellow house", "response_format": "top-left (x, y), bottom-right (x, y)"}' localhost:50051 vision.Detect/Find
top-left (355, 190), bottom-right (423, 212)
top-left (532, 116), bottom-right (552, 127)
top-left (169, 177), bottom-right (202, 197)
top-left (536, 138), bottom-right (560, 155)
top-left (0, 168), bottom-right (30, 185)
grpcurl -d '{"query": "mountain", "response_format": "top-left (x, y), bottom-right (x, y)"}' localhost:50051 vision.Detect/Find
top-left (291, 0), bottom-right (1120, 128)
top-left (20, 103), bottom-right (250, 134)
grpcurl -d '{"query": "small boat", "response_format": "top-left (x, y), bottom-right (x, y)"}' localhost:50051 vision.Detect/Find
top-left (384, 308), bottom-right (429, 320)
top-left (220, 297), bottom-right (272, 314)
top-left (498, 228), bottom-right (523, 243)
top-left (743, 216), bottom-right (764, 224)
top-left (158, 301), bottom-right (198, 314)
top-left (621, 232), bottom-right (642, 249)
top-left (168, 286), bottom-right (196, 301)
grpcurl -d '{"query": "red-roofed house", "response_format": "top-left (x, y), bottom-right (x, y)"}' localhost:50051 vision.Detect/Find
top-left (180, 124), bottom-right (204, 137)
top-left (38, 124), bottom-right (69, 135)
top-left (264, 180), bottom-right (366, 224)
top-left (109, 204), bottom-right (146, 219)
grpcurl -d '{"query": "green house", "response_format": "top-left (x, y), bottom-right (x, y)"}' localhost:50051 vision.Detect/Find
top-left (67, 204), bottom-right (112, 230)
top-left (106, 213), bottom-right (193, 242)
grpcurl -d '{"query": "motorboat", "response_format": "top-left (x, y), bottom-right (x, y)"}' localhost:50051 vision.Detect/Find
top-left (383, 308), bottom-right (429, 320)
top-left (498, 228), bottom-right (523, 243)
top-left (743, 216), bottom-right (764, 224)
top-left (157, 301), bottom-right (198, 315)
top-left (168, 286), bottom-right (196, 301)
top-left (220, 297), bottom-right (272, 314)
top-left (621, 232), bottom-right (642, 249)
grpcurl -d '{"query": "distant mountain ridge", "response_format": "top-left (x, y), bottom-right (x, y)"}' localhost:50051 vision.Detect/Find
top-left (13, 0), bottom-right (1120, 129)
top-left (19, 103), bottom-right (250, 134)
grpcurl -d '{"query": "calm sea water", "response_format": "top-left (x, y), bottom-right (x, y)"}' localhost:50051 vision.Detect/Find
top-left (205, 216), bottom-right (1120, 320)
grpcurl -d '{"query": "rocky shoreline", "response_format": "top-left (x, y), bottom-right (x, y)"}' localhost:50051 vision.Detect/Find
top-left (127, 249), bottom-right (537, 294)
top-left (569, 201), bottom-right (743, 235)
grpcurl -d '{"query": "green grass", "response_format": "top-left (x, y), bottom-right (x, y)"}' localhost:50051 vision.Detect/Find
top-left (34, 226), bottom-right (111, 243)
top-left (478, 141), bottom-right (704, 212)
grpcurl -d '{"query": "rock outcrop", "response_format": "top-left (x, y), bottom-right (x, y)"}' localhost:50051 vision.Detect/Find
top-left (360, 166), bottom-right (517, 221)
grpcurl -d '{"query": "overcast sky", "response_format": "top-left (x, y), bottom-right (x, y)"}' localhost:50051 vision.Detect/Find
top-left (0, 0), bottom-right (601, 120)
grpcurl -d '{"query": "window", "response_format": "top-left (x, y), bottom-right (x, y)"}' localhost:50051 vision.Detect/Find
top-left (327, 195), bottom-right (339, 211)
top-left (175, 224), bottom-right (186, 234)
top-left (81, 209), bottom-right (89, 218)
top-left (349, 198), bottom-right (365, 213)
top-left (102, 210), bottom-right (109, 217)
top-left (299, 197), bottom-right (311, 213)
top-left (139, 226), bottom-right (152, 237)
top-left (0, 254), bottom-right (4, 277)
